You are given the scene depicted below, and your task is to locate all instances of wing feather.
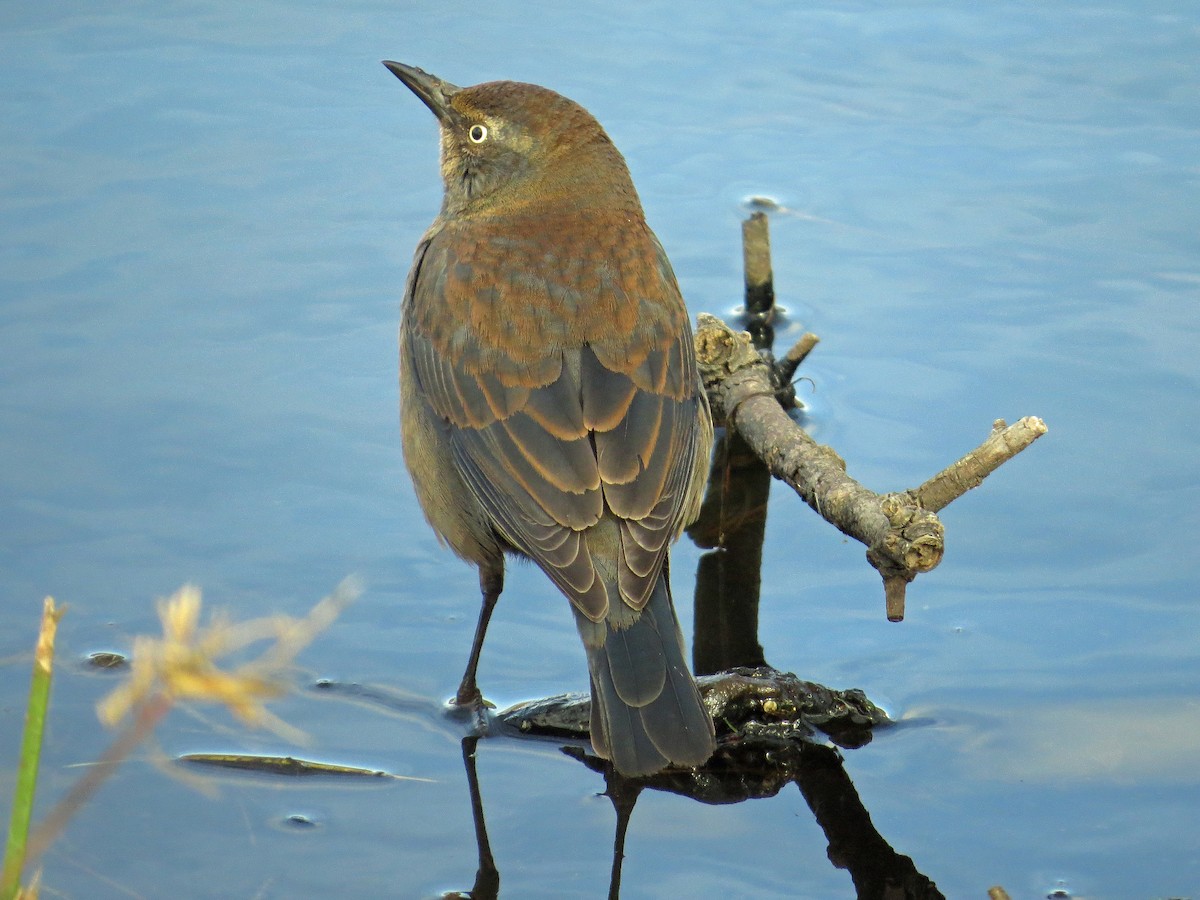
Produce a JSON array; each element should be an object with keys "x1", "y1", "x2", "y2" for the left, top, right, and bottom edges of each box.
[{"x1": 402, "y1": 220, "x2": 707, "y2": 622}]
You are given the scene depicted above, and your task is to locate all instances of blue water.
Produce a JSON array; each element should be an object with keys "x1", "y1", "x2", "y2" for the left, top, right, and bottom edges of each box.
[{"x1": 2, "y1": 2, "x2": 1198, "y2": 897}]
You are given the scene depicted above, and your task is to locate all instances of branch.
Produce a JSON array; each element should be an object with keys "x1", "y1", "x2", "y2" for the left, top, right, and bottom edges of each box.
[
  {"x1": 500, "y1": 666, "x2": 889, "y2": 752},
  {"x1": 694, "y1": 313, "x2": 1046, "y2": 620},
  {"x1": 913, "y1": 417, "x2": 1048, "y2": 513}
]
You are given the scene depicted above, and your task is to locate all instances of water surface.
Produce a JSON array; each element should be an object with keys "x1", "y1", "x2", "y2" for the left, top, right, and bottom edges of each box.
[{"x1": 2, "y1": 2, "x2": 1198, "y2": 897}]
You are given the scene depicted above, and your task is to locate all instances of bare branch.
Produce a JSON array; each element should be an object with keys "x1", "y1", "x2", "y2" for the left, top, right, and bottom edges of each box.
[
  {"x1": 914, "y1": 417, "x2": 1048, "y2": 512},
  {"x1": 694, "y1": 314, "x2": 1046, "y2": 621}
]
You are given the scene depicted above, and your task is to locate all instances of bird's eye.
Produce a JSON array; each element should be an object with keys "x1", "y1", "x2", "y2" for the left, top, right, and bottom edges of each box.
[{"x1": 467, "y1": 124, "x2": 488, "y2": 144}]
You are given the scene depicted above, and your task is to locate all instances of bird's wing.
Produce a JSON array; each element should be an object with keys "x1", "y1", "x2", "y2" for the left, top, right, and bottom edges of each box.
[{"x1": 404, "y1": 222, "x2": 704, "y2": 622}]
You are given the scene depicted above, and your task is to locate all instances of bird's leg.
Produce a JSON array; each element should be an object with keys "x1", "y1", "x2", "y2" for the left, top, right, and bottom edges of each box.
[{"x1": 455, "y1": 558, "x2": 504, "y2": 708}]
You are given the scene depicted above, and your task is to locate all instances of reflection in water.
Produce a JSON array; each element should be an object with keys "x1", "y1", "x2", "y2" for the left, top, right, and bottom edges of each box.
[
  {"x1": 688, "y1": 426, "x2": 772, "y2": 676},
  {"x1": 687, "y1": 211, "x2": 793, "y2": 677},
  {"x1": 793, "y1": 743, "x2": 941, "y2": 898},
  {"x1": 439, "y1": 736, "x2": 500, "y2": 900},
  {"x1": 447, "y1": 732, "x2": 942, "y2": 899}
]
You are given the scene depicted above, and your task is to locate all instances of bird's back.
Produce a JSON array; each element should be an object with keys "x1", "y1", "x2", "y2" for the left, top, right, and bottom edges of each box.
[{"x1": 403, "y1": 205, "x2": 709, "y2": 623}]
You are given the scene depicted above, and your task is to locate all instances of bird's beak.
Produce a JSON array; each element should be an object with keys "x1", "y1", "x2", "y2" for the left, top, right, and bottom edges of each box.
[{"x1": 382, "y1": 61, "x2": 461, "y2": 123}]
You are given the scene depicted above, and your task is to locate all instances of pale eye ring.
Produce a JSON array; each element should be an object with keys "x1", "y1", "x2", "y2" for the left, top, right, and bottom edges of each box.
[{"x1": 467, "y1": 124, "x2": 488, "y2": 144}]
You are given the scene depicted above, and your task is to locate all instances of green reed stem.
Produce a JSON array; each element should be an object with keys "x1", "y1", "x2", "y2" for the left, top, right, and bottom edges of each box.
[{"x1": 2, "y1": 598, "x2": 64, "y2": 900}]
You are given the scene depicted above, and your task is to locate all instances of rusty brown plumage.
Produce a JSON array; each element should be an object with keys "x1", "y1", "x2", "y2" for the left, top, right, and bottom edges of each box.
[{"x1": 385, "y1": 61, "x2": 715, "y2": 776}]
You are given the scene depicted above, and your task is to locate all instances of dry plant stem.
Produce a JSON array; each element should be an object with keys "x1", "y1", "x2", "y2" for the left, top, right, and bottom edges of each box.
[
  {"x1": 694, "y1": 314, "x2": 1046, "y2": 620},
  {"x1": 21, "y1": 693, "x2": 173, "y2": 873}
]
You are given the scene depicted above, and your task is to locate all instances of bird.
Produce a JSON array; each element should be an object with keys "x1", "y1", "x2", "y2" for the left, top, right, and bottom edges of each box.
[{"x1": 383, "y1": 60, "x2": 716, "y2": 777}]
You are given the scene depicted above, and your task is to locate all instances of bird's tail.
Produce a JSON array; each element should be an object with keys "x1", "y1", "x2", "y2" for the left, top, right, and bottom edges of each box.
[{"x1": 575, "y1": 571, "x2": 715, "y2": 777}]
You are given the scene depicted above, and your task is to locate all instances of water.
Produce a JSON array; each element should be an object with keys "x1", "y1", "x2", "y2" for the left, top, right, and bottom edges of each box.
[{"x1": 2, "y1": 2, "x2": 1198, "y2": 897}]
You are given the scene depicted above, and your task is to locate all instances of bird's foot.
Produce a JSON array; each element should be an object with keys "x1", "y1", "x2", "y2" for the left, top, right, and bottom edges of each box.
[{"x1": 449, "y1": 687, "x2": 495, "y2": 735}]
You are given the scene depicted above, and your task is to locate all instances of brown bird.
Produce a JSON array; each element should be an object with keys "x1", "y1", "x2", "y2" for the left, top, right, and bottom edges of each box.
[{"x1": 384, "y1": 61, "x2": 715, "y2": 776}]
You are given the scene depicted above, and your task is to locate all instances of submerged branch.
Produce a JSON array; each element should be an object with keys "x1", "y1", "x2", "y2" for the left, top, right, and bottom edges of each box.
[{"x1": 500, "y1": 666, "x2": 888, "y2": 752}]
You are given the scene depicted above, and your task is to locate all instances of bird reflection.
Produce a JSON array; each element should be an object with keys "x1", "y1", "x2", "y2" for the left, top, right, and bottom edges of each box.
[
  {"x1": 439, "y1": 736, "x2": 499, "y2": 900},
  {"x1": 450, "y1": 731, "x2": 943, "y2": 899}
]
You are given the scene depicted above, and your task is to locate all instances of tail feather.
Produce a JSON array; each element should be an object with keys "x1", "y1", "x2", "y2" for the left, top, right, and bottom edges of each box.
[
  {"x1": 605, "y1": 612, "x2": 668, "y2": 705},
  {"x1": 589, "y1": 664, "x2": 670, "y2": 773},
  {"x1": 576, "y1": 572, "x2": 715, "y2": 776}
]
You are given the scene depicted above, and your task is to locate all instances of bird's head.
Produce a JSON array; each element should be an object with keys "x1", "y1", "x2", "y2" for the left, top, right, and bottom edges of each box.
[{"x1": 384, "y1": 61, "x2": 638, "y2": 218}]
